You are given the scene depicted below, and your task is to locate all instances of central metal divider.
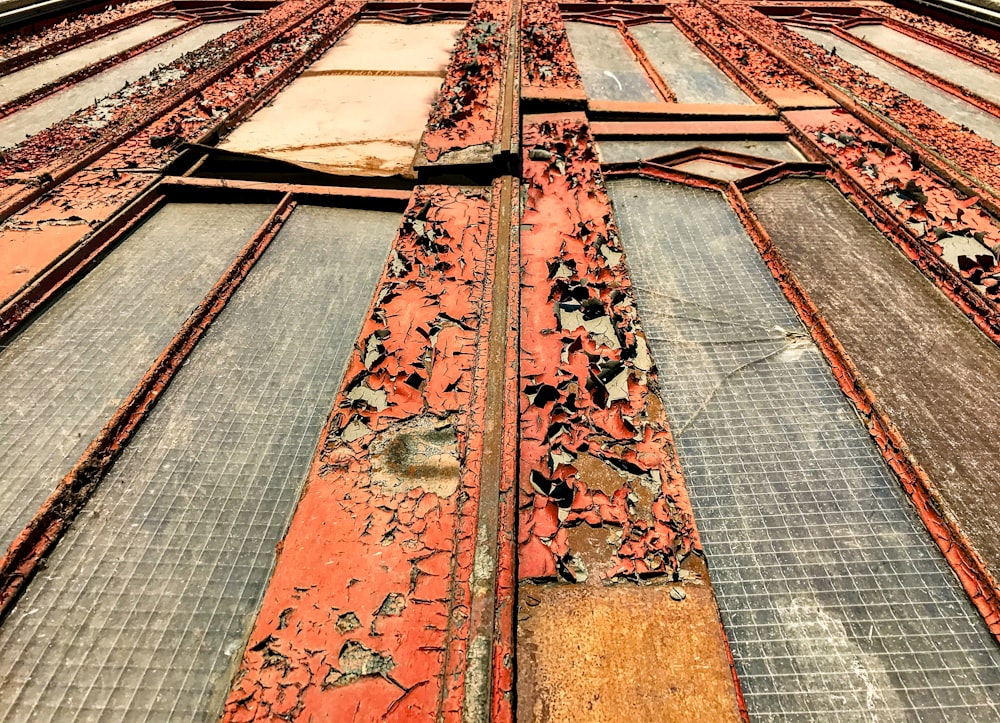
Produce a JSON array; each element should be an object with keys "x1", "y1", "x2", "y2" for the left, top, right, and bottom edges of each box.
[
  {"x1": 606, "y1": 177, "x2": 1000, "y2": 720},
  {"x1": 0, "y1": 204, "x2": 399, "y2": 721}
]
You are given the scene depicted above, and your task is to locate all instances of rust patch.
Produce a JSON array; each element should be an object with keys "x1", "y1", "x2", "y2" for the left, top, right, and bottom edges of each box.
[
  {"x1": 223, "y1": 186, "x2": 496, "y2": 722},
  {"x1": 517, "y1": 583, "x2": 742, "y2": 722},
  {"x1": 714, "y1": 3, "x2": 1000, "y2": 197},
  {"x1": 420, "y1": 0, "x2": 510, "y2": 164},
  {"x1": 519, "y1": 114, "x2": 700, "y2": 584}
]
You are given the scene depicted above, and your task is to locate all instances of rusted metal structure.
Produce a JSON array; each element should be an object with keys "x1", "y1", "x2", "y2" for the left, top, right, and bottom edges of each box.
[{"x1": 1, "y1": 0, "x2": 1000, "y2": 719}]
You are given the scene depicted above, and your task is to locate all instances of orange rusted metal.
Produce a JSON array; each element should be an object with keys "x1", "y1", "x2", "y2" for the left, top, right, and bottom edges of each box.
[{"x1": 223, "y1": 185, "x2": 498, "y2": 721}]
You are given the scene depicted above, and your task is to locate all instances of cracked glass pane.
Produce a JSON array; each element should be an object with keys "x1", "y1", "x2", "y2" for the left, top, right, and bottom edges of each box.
[
  {"x1": 607, "y1": 177, "x2": 1000, "y2": 720},
  {"x1": 0, "y1": 205, "x2": 399, "y2": 721}
]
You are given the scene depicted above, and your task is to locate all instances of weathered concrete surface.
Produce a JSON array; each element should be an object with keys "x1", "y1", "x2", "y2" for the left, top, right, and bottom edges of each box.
[
  {"x1": 748, "y1": 178, "x2": 1000, "y2": 580},
  {"x1": 518, "y1": 582, "x2": 741, "y2": 723}
]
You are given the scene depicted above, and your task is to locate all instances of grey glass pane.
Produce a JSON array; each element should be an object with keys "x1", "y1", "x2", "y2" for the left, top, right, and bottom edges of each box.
[
  {"x1": 0, "y1": 18, "x2": 185, "y2": 105},
  {"x1": 565, "y1": 22, "x2": 661, "y2": 103},
  {"x1": 606, "y1": 177, "x2": 1000, "y2": 721},
  {"x1": 0, "y1": 20, "x2": 243, "y2": 149},
  {"x1": 598, "y1": 138, "x2": 804, "y2": 164},
  {"x1": 848, "y1": 23, "x2": 1000, "y2": 108},
  {"x1": 0, "y1": 205, "x2": 398, "y2": 722},
  {"x1": 631, "y1": 23, "x2": 754, "y2": 104},
  {"x1": 793, "y1": 26, "x2": 1000, "y2": 146},
  {"x1": 0, "y1": 202, "x2": 272, "y2": 553}
]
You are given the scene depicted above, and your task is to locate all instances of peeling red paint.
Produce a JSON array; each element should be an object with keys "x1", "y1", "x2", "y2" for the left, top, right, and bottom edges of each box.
[
  {"x1": 713, "y1": 2, "x2": 1000, "y2": 197},
  {"x1": 0, "y1": 0, "x2": 164, "y2": 66},
  {"x1": 672, "y1": 4, "x2": 830, "y2": 108},
  {"x1": 727, "y1": 183, "x2": 1000, "y2": 640},
  {"x1": 223, "y1": 186, "x2": 496, "y2": 722},
  {"x1": 519, "y1": 113, "x2": 700, "y2": 583},
  {"x1": 420, "y1": 0, "x2": 509, "y2": 164},
  {"x1": 520, "y1": 0, "x2": 585, "y2": 99},
  {"x1": 787, "y1": 108, "x2": 1000, "y2": 318},
  {"x1": 0, "y1": 0, "x2": 345, "y2": 214}
]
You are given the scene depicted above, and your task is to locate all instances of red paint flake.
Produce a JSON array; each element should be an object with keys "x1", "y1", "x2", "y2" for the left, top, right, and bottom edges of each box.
[
  {"x1": 421, "y1": 0, "x2": 508, "y2": 163},
  {"x1": 224, "y1": 186, "x2": 495, "y2": 722},
  {"x1": 875, "y1": 6, "x2": 1000, "y2": 67},
  {"x1": 520, "y1": 0, "x2": 584, "y2": 94},
  {"x1": 672, "y1": 4, "x2": 827, "y2": 106},
  {"x1": 717, "y1": 3, "x2": 1000, "y2": 195},
  {"x1": 519, "y1": 114, "x2": 700, "y2": 583},
  {"x1": 0, "y1": 0, "x2": 336, "y2": 191},
  {"x1": 791, "y1": 108, "x2": 1000, "y2": 299}
]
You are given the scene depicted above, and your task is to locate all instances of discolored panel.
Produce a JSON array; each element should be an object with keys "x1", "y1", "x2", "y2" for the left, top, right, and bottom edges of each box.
[
  {"x1": 792, "y1": 26, "x2": 1000, "y2": 146},
  {"x1": 0, "y1": 18, "x2": 185, "y2": 105},
  {"x1": 607, "y1": 177, "x2": 1000, "y2": 720},
  {"x1": 848, "y1": 23, "x2": 1000, "y2": 108},
  {"x1": 630, "y1": 23, "x2": 754, "y2": 105},
  {"x1": 747, "y1": 177, "x2": 1000, "y2": 582},
  {"x1": 564, "y1": 22, "x2": 661, "y2": 103},
  {"x1": 217, "y1": 21, "x2": 461, "y2": 176},
  {"x1": 0, "y1": 205, "x2": 399, "y2": 721},
  {"x1": 0, "y1": 20, "x2": 244, "y2": 149},
  {"x1": 0, "y1": 202, "x2": 272, "y2": 554}
]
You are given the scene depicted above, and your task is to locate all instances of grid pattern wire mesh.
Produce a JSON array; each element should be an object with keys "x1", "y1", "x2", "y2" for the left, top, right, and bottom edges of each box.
[
  {"x1": 0, "y1": 202, "x2": 272, "y2": 554},
  {"x1": 0, "y1": 204, "x2": 399, "y2": 722},
  {"x1": 606, "y1": 177, "x2": 1000, "y2": 721}
]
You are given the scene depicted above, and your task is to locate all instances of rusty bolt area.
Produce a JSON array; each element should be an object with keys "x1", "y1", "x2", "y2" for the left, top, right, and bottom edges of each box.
[
  {"x1": 519, "y1": 114, "x2": 701, "y2": 585},
  {"x1": 224, "y1": 186, "x2": 495, "y2": 722}
]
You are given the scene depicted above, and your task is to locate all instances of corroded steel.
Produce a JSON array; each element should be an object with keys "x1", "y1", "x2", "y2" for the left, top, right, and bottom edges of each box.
[{"x1": 224, "y1": 186, "x2": 497, "y2": 721}]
